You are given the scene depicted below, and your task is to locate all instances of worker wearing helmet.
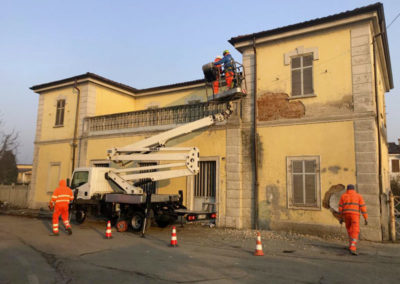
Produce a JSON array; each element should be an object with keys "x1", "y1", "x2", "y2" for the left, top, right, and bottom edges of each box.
[
  {"x1": 213, "y1": 55, "x2": 222, "y2": 94},
  {"x1": 338, "y1": 184, "x2": 368, "y2": 255},
  {"x1": 49, "y1": 179, "x2": 74, "y2": 236},
  {"x1": 214, "y1": 50, "x2": 235, "y2": 89}
]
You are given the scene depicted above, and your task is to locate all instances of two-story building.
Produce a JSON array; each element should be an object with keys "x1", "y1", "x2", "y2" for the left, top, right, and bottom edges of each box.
[{"x1": 29, "y1": 3, "x2": 393, "y2": 241}]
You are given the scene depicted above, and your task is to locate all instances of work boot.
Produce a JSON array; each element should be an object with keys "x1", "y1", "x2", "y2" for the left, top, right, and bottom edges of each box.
[
  {"x1": 349, "y1": 249, "x2": 358, "y2": 256},
  {"x1": 66, "y1": 228, "x2": 72, "y2": 235},
  {"x1": 49, "y1": 233, "x2": 59, "y2": 237}
]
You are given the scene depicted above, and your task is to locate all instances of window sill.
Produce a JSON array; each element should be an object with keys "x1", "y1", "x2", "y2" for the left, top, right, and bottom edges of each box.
[
  {"x1": 53, "y1": 125, "x2": 64, "y2": 128},
  {"x1": 288, "y1": 205, "x2": 321, "y2": 211},
  {"x1": 288, "y1": 94, "x2": 317, "y2": 100}
]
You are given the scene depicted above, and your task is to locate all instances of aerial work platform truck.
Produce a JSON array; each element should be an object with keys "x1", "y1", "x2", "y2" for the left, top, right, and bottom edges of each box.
[{"x1": 70, "y1": 61, "x2": 247, "y2": 236}]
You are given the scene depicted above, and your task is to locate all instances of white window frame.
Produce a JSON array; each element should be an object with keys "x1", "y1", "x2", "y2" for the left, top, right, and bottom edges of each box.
[
  {"x1": 290, "y1": 54, "x2": 314, "y2": 97},
  {"x1": 286, "y1": 156, "x2": 321, "y2": 210},
  {"x1": 55, "y1": 99, "x2": 66, "y2": 127},
  {"x1": 186, "y1": 157, "x2": 219, "y2": 211}
]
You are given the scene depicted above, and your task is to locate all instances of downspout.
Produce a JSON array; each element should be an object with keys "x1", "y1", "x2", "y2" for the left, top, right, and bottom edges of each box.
[
  {"x1": 252, "y1": 35, "x2": 259, "y2": 230},
  {"x1": 72, "y1": 79, "x2": 80, "y2": 174},
  {"x1": 373, "y1": 31, "x2": 386, "y2": 241}
]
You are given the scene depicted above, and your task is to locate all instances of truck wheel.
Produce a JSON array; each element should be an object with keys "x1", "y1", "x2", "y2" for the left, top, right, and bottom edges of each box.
[
  {"x1": 130, "y1": 212, "x2": 151, "y2": 232},
  {"x1": 116, "y1": 220, "x2": 128, "y2": 232},
  {"x1": 155, "y1": 215, "x2": 175, "y2": 228},
  {"x1": 75, "y1": 210, "x2": 86, "y2": 224}
]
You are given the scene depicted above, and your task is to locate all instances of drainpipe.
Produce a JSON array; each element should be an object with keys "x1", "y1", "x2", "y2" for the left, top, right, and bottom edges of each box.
[
  {"x1": 252, "y1": 35, "x2": 259, "y2": 230},
  {"x1": 372, "y1": 34, "x2": 383, "y2": 195},
  {"x1": 72, "y1": 79, "x2": 80, "y2": 173},
  {"x1": 372, "y1": 32, "x2": 384, "y2": 239}
]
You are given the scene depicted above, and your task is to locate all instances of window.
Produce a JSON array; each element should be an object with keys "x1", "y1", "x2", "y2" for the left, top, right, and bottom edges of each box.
[
  {"x1": 47, "y1": 162, "x2": 61, "y2": 193},
  {"x1": 291, "y1": 54, "x2": 313, "y2": 97},
  {"x1": 194, "y1": 161, "x2": 216, "y2": 198},
  {"x1": 55, "y1": 99, "x2": 65, "y2": 126},
  {"x1": 71, "y1": 171, "x2": 89, "y2": 189},
  {"x1": 287, "y1": 156, "x2": 320, "y2": 208},
  {"x1": 392, "y1": 159, "x2": 400, "y2": 173}
]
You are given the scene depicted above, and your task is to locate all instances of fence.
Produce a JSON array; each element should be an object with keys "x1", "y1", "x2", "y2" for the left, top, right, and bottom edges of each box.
[
  {"x1": 394, "y1": 195, "x2": 400, "y2": 240},
  {"x1": 0, "y1": 185, "x2": 30, "y2": 208},
  {"x1": 85, "y1": 101, "x2": 229, "y2": 133}
]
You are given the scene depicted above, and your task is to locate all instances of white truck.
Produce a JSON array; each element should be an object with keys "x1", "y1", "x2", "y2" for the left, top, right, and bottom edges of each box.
[{"x1": 69, "y1": 102, "x2": 234, "y2": 236}]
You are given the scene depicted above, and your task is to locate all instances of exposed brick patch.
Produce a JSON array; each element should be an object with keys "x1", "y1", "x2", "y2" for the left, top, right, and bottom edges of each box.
[{"x1": 257, "y1": 93, "x2": 305, "y2": 121}]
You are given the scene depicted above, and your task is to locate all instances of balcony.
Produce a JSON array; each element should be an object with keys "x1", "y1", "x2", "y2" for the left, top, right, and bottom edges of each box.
[{"x1": 84, "y1": 101, "x2": 231, "y2": 135}]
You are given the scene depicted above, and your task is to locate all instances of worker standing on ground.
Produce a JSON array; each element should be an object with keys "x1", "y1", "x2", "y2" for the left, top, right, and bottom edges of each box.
[
  {"x1": 214, "y1": 50, "x2": 235, "y2": 89},
  {"x1": 338, "y1": 184, "x2": 368, "y2": 255},
  {"x1": 213, "y1": 55, "x2": 222, "y2": 94},
  {"x1": 49, "y1": 179, "x2": 74, "y2": 236}
]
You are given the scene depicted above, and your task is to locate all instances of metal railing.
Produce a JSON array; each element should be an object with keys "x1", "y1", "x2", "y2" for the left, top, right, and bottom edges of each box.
[
  {"x1": 85, "y1": 101, "x2": 229, "y2": 133},
  {"x1": 395, "y1": 195, "x2": 400, "y2": 239}
]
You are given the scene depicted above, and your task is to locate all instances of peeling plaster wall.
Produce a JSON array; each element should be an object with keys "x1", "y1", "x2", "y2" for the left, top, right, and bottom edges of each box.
[{"x1": 257, "y1": 121, "x2": 357, "y2": 230}]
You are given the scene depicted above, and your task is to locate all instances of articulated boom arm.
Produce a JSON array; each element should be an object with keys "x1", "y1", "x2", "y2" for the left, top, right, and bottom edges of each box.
[{"x1": 105, "y1": 103, "x2": 232, "y2": 194}]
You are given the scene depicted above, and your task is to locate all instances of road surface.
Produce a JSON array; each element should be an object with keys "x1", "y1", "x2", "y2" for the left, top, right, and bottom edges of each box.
[{"x1": 0, "y1": 215, "x2": 399, "y2": 283}]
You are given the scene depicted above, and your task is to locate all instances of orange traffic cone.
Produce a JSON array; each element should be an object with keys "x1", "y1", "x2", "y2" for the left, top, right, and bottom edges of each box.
[
  {"x1": 105, "y1": 221, "x2": 112, "y2": 239},
  {"x1": 169, "y1": 226, "x2": 178, "y2": 247},
  {"x1": 254, "y1": 231, "x2": 264, "y2": 256}
]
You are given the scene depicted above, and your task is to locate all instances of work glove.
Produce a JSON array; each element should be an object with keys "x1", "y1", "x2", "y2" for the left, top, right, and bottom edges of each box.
[
  {"x1": 48, "y1": 204, "x2": 54, "y2": 211},
  {"x1": 364, "y1": 219, "x2": 368, "y2": 226},
  {"x1": 339, "y1": 219, "x2": 343, "y2": 225}
]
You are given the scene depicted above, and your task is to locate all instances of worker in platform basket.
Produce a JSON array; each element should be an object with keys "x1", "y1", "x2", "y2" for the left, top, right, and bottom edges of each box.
[
  {"x1": 338, "y1": 184, "x2": 368, "y2": 255},
  {"x1": 214, "y1": 50, "x2": 235, "y2": 89},
  {"x1": 48, "y1": 179, "x2": 74, "y2": 236},
  {"x1": 213, "y1": 55, "x2": 222, "y2": 94}
]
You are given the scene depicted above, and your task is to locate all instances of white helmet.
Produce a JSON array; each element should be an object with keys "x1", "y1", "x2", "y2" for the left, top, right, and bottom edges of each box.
[{"x1": 216, "y1": 55, "x2": 222, "y2": 59}]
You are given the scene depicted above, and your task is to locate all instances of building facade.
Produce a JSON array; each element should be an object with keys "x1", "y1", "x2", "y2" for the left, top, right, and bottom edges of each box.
[{"x1": 29, "y1": 3, "x2": 393, "y2": 241}]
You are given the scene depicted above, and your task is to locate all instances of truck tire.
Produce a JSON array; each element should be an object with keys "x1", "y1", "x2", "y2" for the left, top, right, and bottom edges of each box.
[
  {"x1": 130, "y1": 212, "x2": 150, "y2": 232},
  {"x1": 75, "y1": 210, "x2": 86, "y2": 224},
  {"x1": 155, "y1": 214, "x2": 176, "y2": 228}
]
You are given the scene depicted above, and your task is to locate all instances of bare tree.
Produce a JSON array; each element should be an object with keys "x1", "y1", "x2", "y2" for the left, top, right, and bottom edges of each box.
[{"x1": 0, "y1": 116, "x2": 19, "y2": 185}]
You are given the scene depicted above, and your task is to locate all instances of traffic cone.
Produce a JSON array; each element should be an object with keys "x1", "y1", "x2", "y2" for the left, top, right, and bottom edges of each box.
[
  {"x1": 169, "y1": 226, "x2": 178, "y2": 247},
  {"x1": 105, "y1": 221, "x2": 112, "y2": 239},
  {"x1": 254, "y1": 231, "x2": 264, "y2": 256}
]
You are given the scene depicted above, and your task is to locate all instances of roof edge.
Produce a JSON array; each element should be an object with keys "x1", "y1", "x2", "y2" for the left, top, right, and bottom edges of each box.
[{"x1": 30, "y1": 72, "x2": 138, "y2": 93}]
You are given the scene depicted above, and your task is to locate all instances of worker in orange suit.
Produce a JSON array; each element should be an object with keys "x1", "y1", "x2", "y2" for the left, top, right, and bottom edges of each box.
[
  {"x1": 338, "y1": 184, "x2": 368, "y2": 255},
  {"x1": 48, "y1": 179, "x2": 74, "y2": 236},
  {"x1": 214, "y1": 50, "x2": 235, "y2": 89},
  {"x1": 213, "y1": 55, "x2": 222, "y2": 94}
]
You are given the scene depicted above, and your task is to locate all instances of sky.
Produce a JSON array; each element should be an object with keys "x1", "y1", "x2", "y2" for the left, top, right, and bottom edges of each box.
[{"x1": 0, "y1": 0, "x2": 399, "y2": 163}]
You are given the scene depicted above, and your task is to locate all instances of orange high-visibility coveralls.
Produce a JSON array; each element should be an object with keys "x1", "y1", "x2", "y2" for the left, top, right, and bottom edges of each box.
[
  {"x1": 225, "y1": 70, "x2": 234, "y2": 89},
  {"x1": 49, "y1": 180, "x2": 74, "y2": 234},
  {"x1": 213, "y1": 57, "x2": 222, "y2": 94},
  {"x1": 338, "y1": 187, "x2": 368, "y2": 253}
]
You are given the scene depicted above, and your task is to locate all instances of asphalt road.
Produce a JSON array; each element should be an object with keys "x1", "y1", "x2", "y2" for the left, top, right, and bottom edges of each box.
[{"x1": 0, "y1": 215, "x2": 399, "y2": 284}]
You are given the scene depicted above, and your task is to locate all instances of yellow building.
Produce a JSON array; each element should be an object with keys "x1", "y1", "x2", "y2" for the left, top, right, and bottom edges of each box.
[{"x1": 30, "y1": 3, "x2": 393, "y2": 241}]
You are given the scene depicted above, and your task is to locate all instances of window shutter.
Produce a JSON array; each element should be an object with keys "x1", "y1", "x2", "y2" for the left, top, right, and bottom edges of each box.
[
  {"x1": 293, "y1": 175, "x2": 304, "y2": 204},
  {"x1": 305, "y1": 175, "x2": 316, "y2": 204},
  {"x1": 392, "y1": 159, "x2": 400, "y2": 173},
  {"x1": 292, "y1": 69, "x2": 301, "y2": 97},
  {"x1": 303, "y1": 67, "x2": 313, "y2": 94}
]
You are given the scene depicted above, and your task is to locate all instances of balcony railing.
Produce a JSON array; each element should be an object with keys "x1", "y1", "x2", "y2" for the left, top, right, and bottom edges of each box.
[{"x1": 84, "y1": 101, "x2": 230, "y2": 133}]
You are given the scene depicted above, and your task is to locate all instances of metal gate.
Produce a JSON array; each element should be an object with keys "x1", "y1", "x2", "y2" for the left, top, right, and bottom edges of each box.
[
  {"x1": 394, "y1": 195, "x2": 400, "y2": 239},
  {"x1": 193, "y1": 161, "x2": 216, "y2": 212}
]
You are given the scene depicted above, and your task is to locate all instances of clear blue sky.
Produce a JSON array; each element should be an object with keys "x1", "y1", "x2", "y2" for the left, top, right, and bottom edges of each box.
[{"x1": 1, "y1": 0, "x2": 399, "y2": 163}]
